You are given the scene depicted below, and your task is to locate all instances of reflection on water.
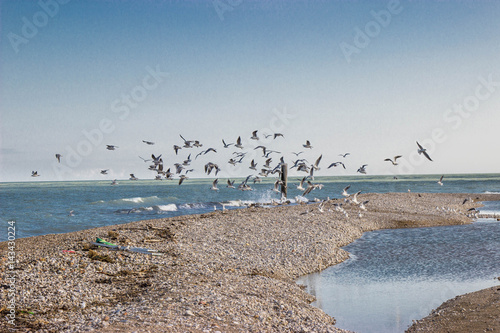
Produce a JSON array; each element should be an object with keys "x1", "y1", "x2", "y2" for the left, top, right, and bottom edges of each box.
[{"x1": 297, "y1": 219, "x2": 500, "y2": 333}]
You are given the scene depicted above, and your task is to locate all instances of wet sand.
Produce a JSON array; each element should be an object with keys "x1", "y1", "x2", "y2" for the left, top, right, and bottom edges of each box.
[{"x1": 1, "y1": 192, "x2": 499, "y2": 332}]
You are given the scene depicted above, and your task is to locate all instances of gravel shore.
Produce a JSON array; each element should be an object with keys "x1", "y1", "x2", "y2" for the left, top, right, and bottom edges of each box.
[{"x1": 2, "y1": 192, "x2": 499, "y2": 332}]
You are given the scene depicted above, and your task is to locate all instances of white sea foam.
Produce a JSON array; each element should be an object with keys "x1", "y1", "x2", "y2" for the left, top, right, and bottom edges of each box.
[{"x1": 153, "y1": 204, "x2": 178, "y2": 212}]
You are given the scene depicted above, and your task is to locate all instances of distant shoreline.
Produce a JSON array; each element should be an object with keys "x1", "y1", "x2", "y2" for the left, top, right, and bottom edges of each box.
[
  {"x1": 1, "y1": 192, "x2": 500, "y2": 332},
  {"x1": 2, "y1": 172, "x2": 500, "y2": 184}
]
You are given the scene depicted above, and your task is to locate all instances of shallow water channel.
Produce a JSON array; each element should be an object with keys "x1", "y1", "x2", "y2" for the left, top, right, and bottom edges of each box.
[{"x1": 297, "y1": 218, "x2": 500, "y2": 333}]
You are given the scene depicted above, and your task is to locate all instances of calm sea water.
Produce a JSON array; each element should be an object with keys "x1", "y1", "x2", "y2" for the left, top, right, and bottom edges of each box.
[
  {"x1": 1, "y1": 173, "x2": 500, "y2": 241},
  {"x1": 297, "y1": 219, "x2": 500, "y2": 333}
]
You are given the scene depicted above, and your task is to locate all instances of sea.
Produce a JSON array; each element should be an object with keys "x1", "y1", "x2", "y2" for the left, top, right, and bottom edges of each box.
[
  {"x1": 1, "y1": 173, "x2": 500, "y2": 242},
  {"x1": 1, "y1": 173, "x2": 500, "y2": 332}
]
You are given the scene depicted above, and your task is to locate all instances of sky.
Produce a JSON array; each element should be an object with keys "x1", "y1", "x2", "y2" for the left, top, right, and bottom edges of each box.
[{"x1": 1, "y1": 0, "x2": 499, "y2": 182}]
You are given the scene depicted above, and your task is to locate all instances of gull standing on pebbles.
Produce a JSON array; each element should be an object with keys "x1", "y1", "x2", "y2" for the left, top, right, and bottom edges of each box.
[{"x1": 416, "y1": 141, "x2": 433, "y2": 161}]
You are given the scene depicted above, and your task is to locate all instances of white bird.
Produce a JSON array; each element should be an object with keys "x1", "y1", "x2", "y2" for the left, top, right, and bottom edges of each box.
[
  {"x1": 296, "y1": 177, "x2": 307, "y2": 191},
  {"x1": 357, "y1": 164, "x2": 368, "y2": 174},
  {"x1": 180, "y1": 134, "x2": 194, "y2": 148},
  {"x1": 211, "y1": 178, "x2": 219, "y2": 191},
  {"x1": 227, "y1": 179, "x2": 235, "y2": 188},
  {"x1": 437, "y1": 175, "x2": 444, "y2": 186},
  {"x1": 384, "y1": 155, "x2": 402, "y2": 165},
  {"x1": 249, "y1": 159, "x2": 258, "y2": 170},
  {"x1": 352, "y1": 191, "x2": 362, "y2": 204},
  {"x1": 312, "y1": 154, "x2": 322, "y2": 171},
  {"x1": 339, "y1": 153, "x2": 350, "y2": 158},
  {"x1": 328, "y1": 161, "x2": 345, "y2": 169},
  {"x1": 250, "y1": 130, "x2": 259, "y2": 140},
  {"x1": 222, "y1": 139, "x2": 233, "y2": 148},
  {"x1": 342, "y1": 185, "x2": 351, "y2": 197},
  {"x1": 129, "y1": 174, "x2": 138, "y2": 180},
  {"x1": 416, "y1": 141, "x2": 433, "y2": 161},
  {"x1": 31, "y1": 171, "x2": 40, "y2": 177},
  {"x1": 303, "y1": 140, "x2": 313, "y2": 149},
  {"x1": 273, "y1": 180, "x2": 282, "y2": 193},
  {"x1": 235, "y1": 136, "x2": 243, "y2": 149},
  {"x1": 138, "y1": 156, "x2": 151, "y2": 163},
  {"x1": 359, "y1": 200, "x2": 369, "y2": 211},
  {"x1": 178, "y1": 175, "x2": 188, "y2": 185},
  {"x1": 273, "y1": 133, "x2": 284, "y2": 139},
  {"x1": 111, "y1": 179, "x2": 117, "y2": 185}
]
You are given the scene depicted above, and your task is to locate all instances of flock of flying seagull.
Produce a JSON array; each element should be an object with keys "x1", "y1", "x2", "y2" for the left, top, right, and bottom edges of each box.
[{"x1": 32, "y1": 130, "x2": 442, "y2": 201}]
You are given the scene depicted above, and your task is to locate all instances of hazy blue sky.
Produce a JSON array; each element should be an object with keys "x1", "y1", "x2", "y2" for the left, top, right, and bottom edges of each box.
[{"x1": 1, "y1": 0, "x2": 499, "y2": 182}]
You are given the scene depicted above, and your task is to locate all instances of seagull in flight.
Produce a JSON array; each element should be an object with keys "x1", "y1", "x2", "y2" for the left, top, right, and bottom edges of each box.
[
  {"x1": 384, "y1": 155, "x2": 402, "y2": 166},
  {"x1": 222, "y1": 139, "x2": 233, "y2": 148},
  {"x1": 339, "y1": 153, "x2": 350, "y2": 158},
  {"x1": 328, "y1": 162, "x2": 346, "y2": 169},
  {"x1": 31, "y1": 171, "x2": 40, "y2": 177},
  {"x1": 249, "y1": 159, "x2": 258, "y2": 170},
  {"x1": 55, "y1": 154, "x2": 62, "y2": 163},
  {"x1": 142, "y1": 140, "x2": 155, "y2": 145},
  {"x1": 291, "y1": 151, "x2": 304, "y2": 156},
  {"x1": 303, "y1": 140, "x2": 313, "y2": 149},
  {"x1": 178, "y1": 175, "x2": 188, "y2": 185},
  {"x1": 250, "y1": 130, "x2": 259, "y2": 140},
  {"x1": 106, "y1": 145, "x2": 118, "y2": 150},
  {"x1": 342, "y1": 185, "x2": 351, "y2": 197},
  {"x1": 312, "y1": 154, "x2": 322, "y2": 171},
  {"x1": 210, "y1": 178, "x2": 219, "y2": 191},
  {"x1": 416, "y1": 141, "x2": 433, "y2": 161},
  {"x1": 296, "y1": 177, "x2": 307, "y2": 191},
  {"x1": 274, "y1": 133, "x2": 284, "y2": 139},
  {"x1": 437, "y1": 175, "x2": 444, "y2": 186},
  {"x1": 100, "y1": 169, "x2": 109, "y2": 175},
  {"x1": 235, "y1": 136, "x2": 243, "y2": 149},
  {"x1": 138, "y1": 156, "x2": 151, "y2": 163},
  {"x1": 129, "y1": 174, "x2": 138, "y2": 180},
  {"x1": 357, "y1": 164, "x2": 368, "y2": 174},
  {"x1": 226, "y1": 179, "x2": 235, "y2": 188}
]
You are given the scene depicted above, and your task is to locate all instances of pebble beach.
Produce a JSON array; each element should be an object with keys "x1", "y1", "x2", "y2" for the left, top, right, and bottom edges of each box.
[{"x1": 2, "y1": 192, "x2": 500, "y2": 332}]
